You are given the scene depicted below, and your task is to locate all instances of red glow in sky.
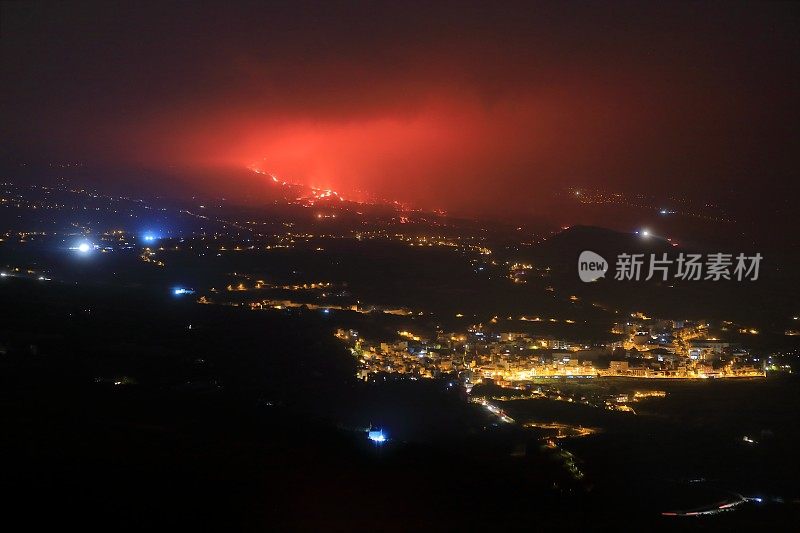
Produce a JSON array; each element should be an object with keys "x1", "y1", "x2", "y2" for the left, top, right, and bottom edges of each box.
[
  {"x1": 132, "y1": 83, "x2": 668, "y2": 213},
  {"x1": 2, "y1": 2, "x2": 798, "y2": 216}
]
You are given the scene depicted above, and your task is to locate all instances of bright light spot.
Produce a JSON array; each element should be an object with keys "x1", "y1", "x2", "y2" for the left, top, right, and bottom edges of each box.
[
  {"x1": 368, "y1": 429, "x2": 386, "y2": 443},
  {"x1": 77, "y1": 242, "x2": 92, "y2": 253},
  {"x1": 142, "y1": 234, "x2": 156, "y2": 243},
  {"x1": 173, "y1": 287, "x2": 195, "y2": 295},
  {"x1": 641, "y1": 229, "x2": 650, "y2": 237}
]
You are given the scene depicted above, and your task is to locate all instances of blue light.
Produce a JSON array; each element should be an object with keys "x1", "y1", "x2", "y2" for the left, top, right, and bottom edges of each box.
[
  {"x1": 368, "y1": 429, "x2": 386, "y2": 443},
  {"x1": 173, "y1": 287, "x2": 195, "y2": 295},
  {"x1": 143, "y1": 234, "x2": 156, "y2": 243},
  {"x1": 70, "y1": 241, "x2": 94, "y2": 254}
]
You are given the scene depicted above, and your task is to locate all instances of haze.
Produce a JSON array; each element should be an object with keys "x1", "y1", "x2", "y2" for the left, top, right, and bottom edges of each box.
[{"x1": 2, "y1": 1, "x2": 798, "y2": 216}]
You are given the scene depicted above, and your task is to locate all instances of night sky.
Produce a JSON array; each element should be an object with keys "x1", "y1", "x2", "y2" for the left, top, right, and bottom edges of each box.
[{"x1": 2, "y1": 1, "x2": 798, "y2": 215}]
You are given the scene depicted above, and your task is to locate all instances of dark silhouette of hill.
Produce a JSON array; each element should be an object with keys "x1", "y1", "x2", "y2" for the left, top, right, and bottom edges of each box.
[
  {"x1": 518, "y1": 226, "x2": 798, "y2": 332},
  {"x1": 533, "y1": 225, "x2": 675, "y2": 270}
]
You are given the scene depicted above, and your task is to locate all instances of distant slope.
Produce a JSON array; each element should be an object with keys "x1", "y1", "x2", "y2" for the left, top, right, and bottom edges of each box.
[{"x1": 533, "y1": 225, "x2": 675, "y2": 270}]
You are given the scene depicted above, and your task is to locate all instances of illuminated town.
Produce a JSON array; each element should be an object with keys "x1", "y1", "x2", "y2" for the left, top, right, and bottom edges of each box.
[
  {"x1": 336, "y1": 317, "x2": 767, "y2": 384},
  {"x1": 2, "y1": 1, "x2": 800, "y2": 529}
]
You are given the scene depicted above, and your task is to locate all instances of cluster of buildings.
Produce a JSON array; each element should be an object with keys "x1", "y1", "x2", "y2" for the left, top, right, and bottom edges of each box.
[
  {"x1": 337, "y1": 327, "x2": 601, "y2": 384},
  {"x1": 336, "y1": 317, "x2": 767, "y2": 384},
  {"x1": 606, "y1": 318, "x2": 764, "y2": 378}
]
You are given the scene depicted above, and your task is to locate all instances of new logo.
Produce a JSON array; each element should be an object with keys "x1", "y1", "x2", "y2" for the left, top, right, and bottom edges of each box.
[{"x1": 578, "y1": 250, "x2": 608, "y2": 282}]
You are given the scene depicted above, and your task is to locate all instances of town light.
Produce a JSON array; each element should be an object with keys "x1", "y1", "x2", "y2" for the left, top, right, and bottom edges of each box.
[{"x1": 368, "y1": 429, "x2": 386, "y2": 443}]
